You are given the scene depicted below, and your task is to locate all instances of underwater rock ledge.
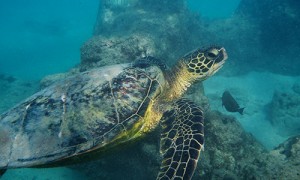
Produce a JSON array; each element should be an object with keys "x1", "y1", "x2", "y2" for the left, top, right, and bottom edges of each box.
[
  {"x1": 196, "y1": 111, "x2": 300, "y2": 179},
  {"x1": 269, "y1": 90, "x2": 300, "y2": 137},
  {"x1": 70, "y1": 110, "x2": 300, "y2": 179}
]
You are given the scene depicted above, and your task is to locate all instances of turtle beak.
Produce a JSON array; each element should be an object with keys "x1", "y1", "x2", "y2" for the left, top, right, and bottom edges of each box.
[
  {"x1": 220, "y1": 47, "x2": 228, "y2": 61},
  {"x1": 208, "y1": 48, "x2": 227, "y2": 75},
  {"x1": 216, "y1": 48, "x2": 227, "y2": 69}
]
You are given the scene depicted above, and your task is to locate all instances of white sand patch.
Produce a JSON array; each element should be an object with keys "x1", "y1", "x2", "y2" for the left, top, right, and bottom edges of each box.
[{"x1": 204, "y1": 71, "x2": 300, "y2": 149}]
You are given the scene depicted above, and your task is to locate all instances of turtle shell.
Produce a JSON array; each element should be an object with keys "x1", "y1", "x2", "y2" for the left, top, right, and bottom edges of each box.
[{"x1": 0, "y1": 63, "x2": 165, "y2": 168}]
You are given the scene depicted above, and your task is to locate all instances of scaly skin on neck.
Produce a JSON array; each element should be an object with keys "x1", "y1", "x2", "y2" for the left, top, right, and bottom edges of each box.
[
  {"x1": 162, "y1": 61, "x2": 199, "y2": 102},
  {"x1": 131, "y1": 61, "x2": 198, "y2": 138}
]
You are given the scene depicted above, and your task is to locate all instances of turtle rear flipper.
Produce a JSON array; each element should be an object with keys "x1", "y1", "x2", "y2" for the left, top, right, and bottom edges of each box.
[{"x1": 157, "y1": 99, "x2": 204, "y2": 180}]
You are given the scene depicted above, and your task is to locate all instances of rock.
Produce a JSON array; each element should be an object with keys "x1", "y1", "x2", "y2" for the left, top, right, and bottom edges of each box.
[
  {"x1": 269, "y1": 135, "x2": 300, "y2": 179},
  {"x1": 40, "y1": 73, "x2": 69, "y2": 89},
  {"x1": 269, "y1": 91, "x2": 300, "y2": 136},
  {"x1": 235, "y1": 0, "x2": 300, "y2": 75},
  {"x1": 185, "y1": 82, "x2": 210, "y2": 112},
  {"x1": 71, "y1": 109, "x2": 300, "y2": 179},
  {"x1": 89, "y1": 0, "x2": 208, "y2": 70},
  {"x1": 100, "y1": 0, "x2": 297, "y2": 77},
  {"x1": 272, "y1": 135, "x2": 300, "y2": 162},
  {"x1": 71, "y1": 131, "x2": 160, "y2": 180},
  {"x1": 195, "y1": 111, "x2": 272, "y2": 179},
  {"x1": 194, "y1": 111, "x2": 300, "y2": 179},
  {"x1": 95, "y1": 0, "x2": 188, "y2": 36},
  {"x1": 80, "y1": 35, "x2": 156, "y2": 71},
  {"x1": 204, "y1": 15, "x2": 262, "y2": 76},
  {"x1": 39, "y1": 68, "x2": 79, "y2": 89},
  {"x1": 236, "y1": 0, "x2": 300, "y2": 50}
]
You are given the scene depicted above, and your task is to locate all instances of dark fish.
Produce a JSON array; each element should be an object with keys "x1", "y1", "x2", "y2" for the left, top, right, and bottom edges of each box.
[{"x1": 222, "y1": 90, "x2": 245, "y2": 115}]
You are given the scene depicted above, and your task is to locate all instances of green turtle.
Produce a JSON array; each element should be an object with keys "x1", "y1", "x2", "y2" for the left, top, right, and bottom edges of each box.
[{"x1": 0, "y1": 46, "x2": 227, "y2": 179}]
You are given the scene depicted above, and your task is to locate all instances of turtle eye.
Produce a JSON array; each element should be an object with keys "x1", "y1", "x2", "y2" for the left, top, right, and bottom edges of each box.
[{"x1": 207, "y1": 52, "x2": 217, "y2": 58}]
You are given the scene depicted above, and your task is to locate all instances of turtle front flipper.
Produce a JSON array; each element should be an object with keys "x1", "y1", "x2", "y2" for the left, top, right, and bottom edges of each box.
[{"x1": 157, "y1": 99, "x2": 204, "y2": 180}]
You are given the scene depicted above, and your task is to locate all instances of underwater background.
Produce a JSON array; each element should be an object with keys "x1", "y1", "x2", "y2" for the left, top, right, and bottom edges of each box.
[{"x1": 1, "y1": 0, "x2": 300, "y2": 179}]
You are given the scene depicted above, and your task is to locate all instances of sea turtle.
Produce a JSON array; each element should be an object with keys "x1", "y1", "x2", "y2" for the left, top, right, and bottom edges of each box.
[{"x1": 0, "y1": 46, "x2": 227, "y2": 179}]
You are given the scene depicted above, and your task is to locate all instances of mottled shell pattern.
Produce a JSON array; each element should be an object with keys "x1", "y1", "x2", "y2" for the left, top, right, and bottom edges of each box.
[{"x1": 0, "y1": 63, "x2": 165, "y2": 168}]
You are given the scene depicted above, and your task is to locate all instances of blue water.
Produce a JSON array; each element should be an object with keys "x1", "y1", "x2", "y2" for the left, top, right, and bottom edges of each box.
[
  {"x1": 0, "y1": 0, "x2": 239, "y2": 80},
  {"x1": 0, "y1": 0, "x2": 99, "y2": 80},
  {"x1": 188, "y1": 0, "x2": 240, "y2": 18}
]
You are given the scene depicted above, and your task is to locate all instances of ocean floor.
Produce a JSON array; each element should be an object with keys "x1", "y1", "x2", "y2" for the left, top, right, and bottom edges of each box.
[
  {"x1": 1, "y1": 70, "x2": 300, "y2": 179},
  {"x1": 204, "y1": 70, "x2": 299, "y2": 149}
]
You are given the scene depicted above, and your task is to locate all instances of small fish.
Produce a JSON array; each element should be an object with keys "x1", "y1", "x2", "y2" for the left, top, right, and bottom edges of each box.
[{"x1": 222, "y1": 90, "x2": 245, "y2": 115}]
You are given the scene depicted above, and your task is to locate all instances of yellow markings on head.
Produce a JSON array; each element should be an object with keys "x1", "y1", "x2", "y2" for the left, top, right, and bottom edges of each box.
[
  {"x1": 185, "y1": 47, "x2": 227, "y2": 81},
  {"x1": 197, "y1": 53, "x2": 204, "y2": 59},
  {"x1": 187, "y1": 52, "x2": 212, "y2": 76},
  {"x1": 163, "y1": 46, "x2": 227, "y2": 102}
]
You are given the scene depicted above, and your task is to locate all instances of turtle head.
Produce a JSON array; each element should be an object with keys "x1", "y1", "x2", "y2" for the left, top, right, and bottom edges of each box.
[
  {"x1": 181, "y1": 46, "x2": 228, "y2": 81},
  {"x1": 164, "y1": 46, "x2": 227, "y2": 101}
]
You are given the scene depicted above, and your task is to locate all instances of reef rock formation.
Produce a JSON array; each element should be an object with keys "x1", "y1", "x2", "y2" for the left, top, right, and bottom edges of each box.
[
  {"x1": 235, "y1": 0, "x2": 300, "y2": 75},
  {"x1": 71, "y1": 109, "x2": 300, "y2": 179},
  {"x1": 80, "y1": 35, "x2": 156, "y2": 71},
  {"x1": 269, "y1": 91, "x2": 300, "y2": 136},
  {"x1": 196, "y1": 111, "x2": 271, "y2": 179},
  {"x1": 269, "y1": 135, "x2": 300, "y2": 179},
  {"x1": 88, "y1": 0, "x2": 208, "y2": 70},
  {"x1": 196, "y1": 112, "x2": 299, "y2": 179}
]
